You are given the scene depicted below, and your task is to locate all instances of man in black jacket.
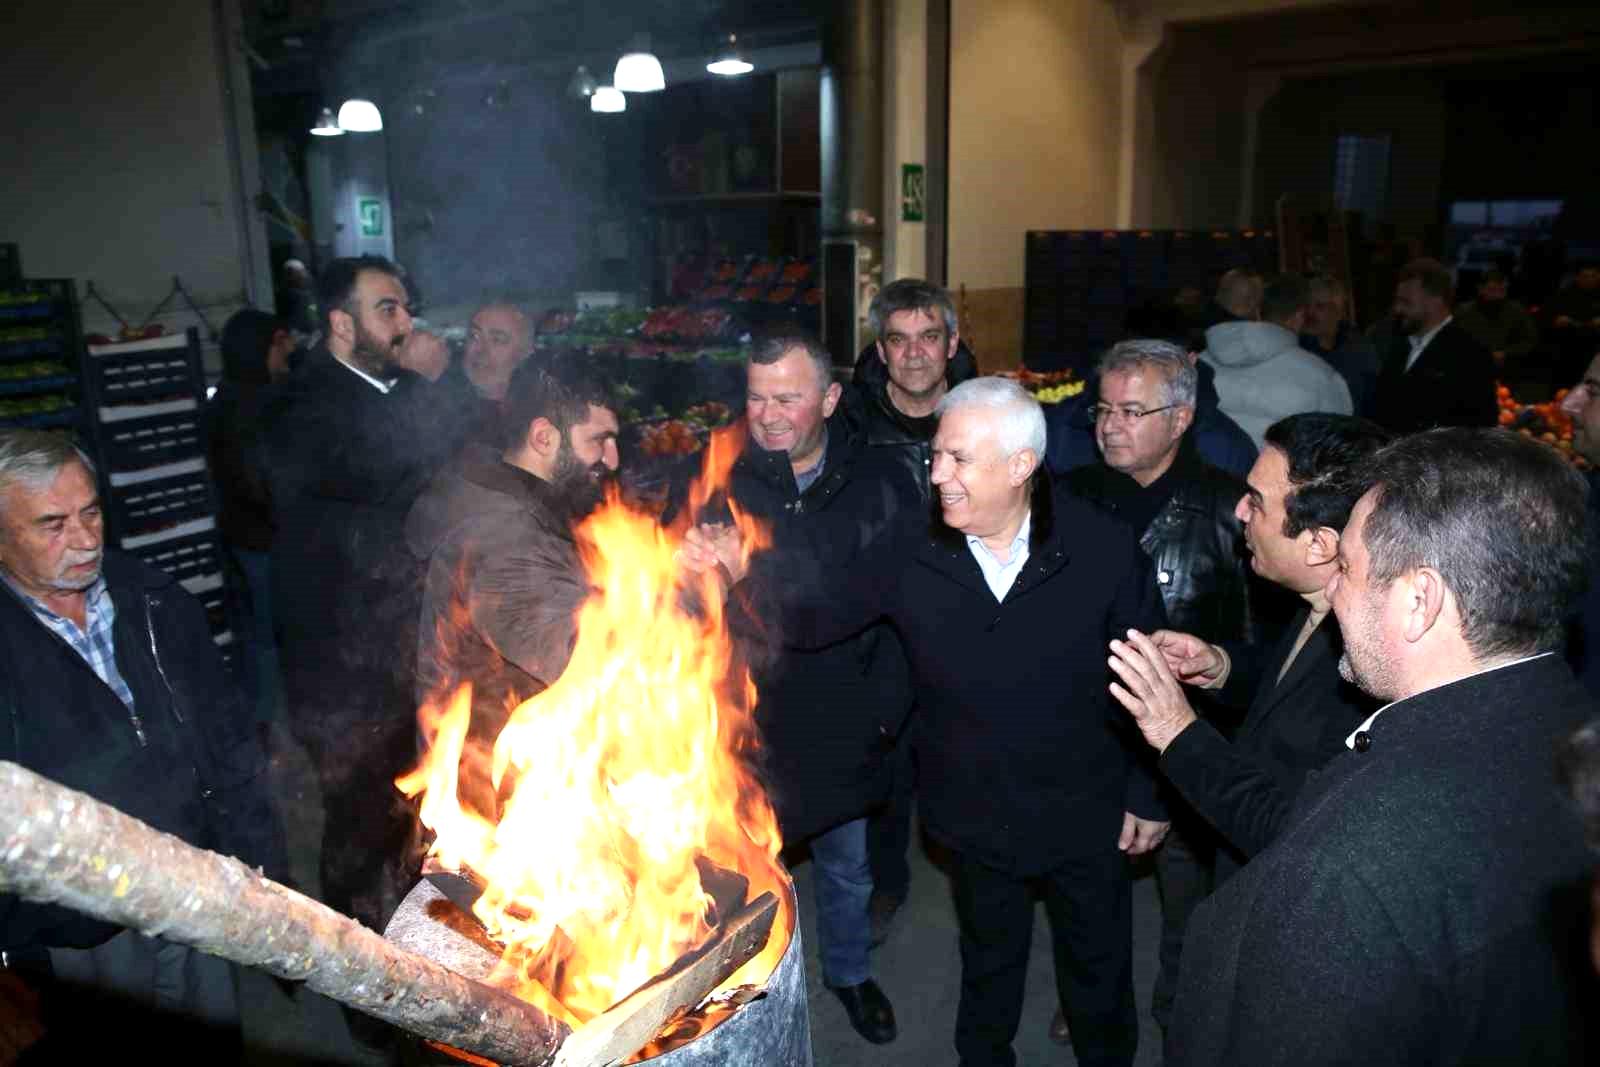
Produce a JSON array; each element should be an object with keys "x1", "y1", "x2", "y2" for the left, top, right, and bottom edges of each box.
[
  {"x1": 1373, "y1": 258, "x2": 1498, "y2": 433},
  {"x1": 845, "y1": 277, "x2": 976, "y2": 943},
  {"x1": 1105, "y1": 414, "x2": 1388, "y2": 885},
  {"x1": 1063, "y1": 338, "x2": 1254, "y2": 1038},
  {"x1": 1155, "y1": 428, "x2": 1598, "y2": 1066},
  {"x1": 262, "y1": 256, "x2": 469, "y2": 940},
  {"x1": 696, "y1": 377, "x2": 1170, "y2": 1067},
  {"x1": 684, "y1": 331, "x2": 917, "y2": 1045},
  {"x1": 0, "y1": 430, "x2": 285, "y2": 1058}
]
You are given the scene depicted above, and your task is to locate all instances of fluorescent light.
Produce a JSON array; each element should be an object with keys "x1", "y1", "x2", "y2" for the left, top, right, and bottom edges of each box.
[
  {"x1": 310, "y1": 107, "x2": 344, "y2": 136},
  {"x1": 591, "y1": 86, "x2": 626, "y2": 113},
  {"x1": 707, "y1": 34, "x2": 753, "y2": 76},
  {"x1": 568, "y1": 64, "x2": 598, "y2": 99},
  {"x1": 337, "y1": 98, "x2": 383, "y2": 132},
  {"x1": 614, "y1": 51, "x2": 665, "y2": 93}
]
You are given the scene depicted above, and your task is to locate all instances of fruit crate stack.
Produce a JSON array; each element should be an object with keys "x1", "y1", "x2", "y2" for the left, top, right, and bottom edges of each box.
[
  {"x1": 0, "y1": 279, "x2": 85, "y2": 433},
  {"x1": 78, "y1": 329, "x2": 237, "y2": 673}
]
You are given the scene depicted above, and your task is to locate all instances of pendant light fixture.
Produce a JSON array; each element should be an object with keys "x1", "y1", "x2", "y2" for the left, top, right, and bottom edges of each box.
[
  {"x1": 614, "y1": 36, "x2": 665, "y2": 93},
  {"x1": 706, "y1": 34, "x2": 753, "y2": 77},
  {"x1": 591, "y1": 85, "x2": 626, "y2": 113},
  {"x1": 310, "y1": 107, "x2": 345, "y2": 136},
  {"x1": 567, "y1": 64, "x2": 599, "y2": 99},
  {"x1": 337, "y1": 98, "x2": 383, "y2": 132}
]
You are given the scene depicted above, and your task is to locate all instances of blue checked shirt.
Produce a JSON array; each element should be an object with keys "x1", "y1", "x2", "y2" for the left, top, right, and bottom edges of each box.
[{"x1": 6, "y1": 575, "x2": 139, "y2": 716}]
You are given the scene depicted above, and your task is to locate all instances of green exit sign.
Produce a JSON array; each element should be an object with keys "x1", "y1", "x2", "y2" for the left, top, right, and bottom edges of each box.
[
  {"x1": 901, "y1": 163, "x2": 925, "y2": 223},
  {"x1": 358, "y1": 198, "x2": 384, "y2": 237}
]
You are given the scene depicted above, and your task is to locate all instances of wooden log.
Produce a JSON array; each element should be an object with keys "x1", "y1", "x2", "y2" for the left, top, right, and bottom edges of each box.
[
  {"x1": 551, "y1": 891, "x2": 778, "y2": 1067},
  {"x1": 0, "y1": 761, "x2": 568, "y2": 1066}
]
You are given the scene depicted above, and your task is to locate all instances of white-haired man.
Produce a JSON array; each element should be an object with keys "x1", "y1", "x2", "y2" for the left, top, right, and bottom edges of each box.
[{"x1": 693, "y1": 377, "x2": 1170, "y2": 1067}]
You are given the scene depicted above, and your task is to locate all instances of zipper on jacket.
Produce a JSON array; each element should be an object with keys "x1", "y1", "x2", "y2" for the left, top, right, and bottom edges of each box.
[{"x1": 145, "y1": 595, "x2": 184, "y2": 724}]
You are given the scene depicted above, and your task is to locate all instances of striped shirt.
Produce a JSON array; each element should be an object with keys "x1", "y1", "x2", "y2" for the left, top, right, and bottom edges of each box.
[{"x1": 5, "y1": 575, "x2": 138, "y2": 714}]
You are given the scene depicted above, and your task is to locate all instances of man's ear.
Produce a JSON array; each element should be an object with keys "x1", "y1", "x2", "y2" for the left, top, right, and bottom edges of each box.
[
  {"x1": 1400, "y1": 567, "x2": 1448, "y2": 644},
  {"x1": 328, "y1": 306, "x2": 355, "y2": 344},
  {"x1": 822, "y1": 381, "x2": 843, "y2": 419},
  {"x1": 1305, "y1": 526, "x2": 1339, "y2": 567},
  {"x1": 1008, "y1": 448, "x2": 1039, "y2": 487},
  {"x1": 876, "y1": 340, "x2": 888, "y2": 366},
  {"x1": 946, "y1": 330, "x2": 961, "y2": 360},
  {"x1": 1171, "y1": 404, "x2": 1195, "y2": 439},
  {"x1": 528, "y1": 416, "x2": 561, "y2": 459}
]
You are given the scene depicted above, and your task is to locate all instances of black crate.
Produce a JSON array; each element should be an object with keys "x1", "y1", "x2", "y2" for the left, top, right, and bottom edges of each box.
[
  {"x1": 95, "y1": 402, "x2": 204, "y2": 472},
  {"x1": 126, "y1": 529, "x2": 226, "y2": 587},
  {"x1": 107, "y1": 464, "x2": 214, "y2": 538},
  {"x1": 92, "y1": 349, "x2": 197, "y2": 405}
]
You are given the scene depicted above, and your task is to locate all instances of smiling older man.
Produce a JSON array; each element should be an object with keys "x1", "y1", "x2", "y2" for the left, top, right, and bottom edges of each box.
[{"x1": 700, "y1": 376, "x2": 1170, "y2": 1067}]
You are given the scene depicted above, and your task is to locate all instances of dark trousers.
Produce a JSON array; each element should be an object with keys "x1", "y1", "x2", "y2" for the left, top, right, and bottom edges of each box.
[
  {"x1": 867, "y1": 734, "x2": 915, "y2": 899},
  {"x1": 950, "y1": 847, "x2": 1137, "y2": 1067},
  {"x1": 1151, "y1": 815, "x2": 1215, "y2": 1029}
]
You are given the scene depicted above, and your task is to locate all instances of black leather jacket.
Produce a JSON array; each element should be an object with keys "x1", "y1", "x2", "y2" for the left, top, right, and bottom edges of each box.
[
  {"x1": 843, "y1": 339, "x2": 980, "y2": 506},
  {"x1": 1064, "y1": 448, "x2": 1254, "y2": 646}
]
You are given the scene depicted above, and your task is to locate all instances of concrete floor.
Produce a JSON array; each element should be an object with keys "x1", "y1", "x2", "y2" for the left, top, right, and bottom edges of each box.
[{"x1": 239, "y1": 722, "x2": 1164, "y2": 1066}]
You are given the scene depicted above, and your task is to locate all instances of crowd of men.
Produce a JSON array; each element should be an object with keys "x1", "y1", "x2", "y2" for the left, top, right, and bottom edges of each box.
[{"x1": 3, "y1": 251, "x2": 1600, "y2": 1066}]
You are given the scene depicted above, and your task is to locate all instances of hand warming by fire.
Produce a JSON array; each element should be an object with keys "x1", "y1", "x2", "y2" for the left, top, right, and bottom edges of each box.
[{"x1": 396, "y1": 424, "x2": 790, "y2": 1034}]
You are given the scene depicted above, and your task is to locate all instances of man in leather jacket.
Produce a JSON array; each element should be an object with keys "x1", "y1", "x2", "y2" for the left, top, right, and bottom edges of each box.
[
  {"x1": 0, "y1": 429, "x2": 285, "y2": 1059},
  {"x1": 844, "y1": 278, "x2": 978, "y2": 944},
  {"x1": 1062, "y1": 338, "x2": 1255, "y2": 1038}
]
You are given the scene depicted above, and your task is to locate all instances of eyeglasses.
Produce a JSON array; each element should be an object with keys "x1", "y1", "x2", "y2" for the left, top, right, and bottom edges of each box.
[{"x1": 1090, "y1": 404, "x2": 1177, "y2": 423}]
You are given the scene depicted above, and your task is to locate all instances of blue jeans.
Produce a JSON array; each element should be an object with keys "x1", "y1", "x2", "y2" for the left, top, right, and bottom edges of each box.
[{"x1": 810, "y1": 816, "x2": 873, "y2": 988}]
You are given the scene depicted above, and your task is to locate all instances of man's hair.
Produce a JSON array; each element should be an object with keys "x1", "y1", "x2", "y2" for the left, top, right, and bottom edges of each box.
[
  {"x1": 475, "y1": 299, "x2": 534, "y2": 339},
  {"x1": 317, "y1": 255, "x2": 404, "y2": 331},
  {"x1": 1558, "y1": 717, "x2": 1600, "y2": 851},
  {"x1": 1356, "y1": 427, "x2": 1589, "y2": 660},
  {"x1": 501, "y1": 355, "x2": 612, "y2": 451},
  {"x1": 748, "y1": 329, "x2": 835, "y2": 393},
  {"x1": 0, "y1": 430, "x2": 97, "y2": 515},
  {"x1": 1262, "y1": 414, "x2": 1394, "y2": 538},
  {"x1": 1261, "y1": 273, "x2": 1311, "y2": 325},
  {"x1": 868, "y1": 278, "x2": 959, "y2": 339},
  {"x1": 1096, "y1": 339, "x2": 1197, "y2": 409},
  {"x1": 1397, "y1": 258, "x2": 1455, "y2": 303},
  {"x1": 936, "y1": 377, "x2": 1046, "y2": 460},
  {"x1": 1215, "y1": 268, "x2": 1263, "y2": 318},
  {"x1": 1479, "y1": 269, "x2": 1508, "y2": 287}
]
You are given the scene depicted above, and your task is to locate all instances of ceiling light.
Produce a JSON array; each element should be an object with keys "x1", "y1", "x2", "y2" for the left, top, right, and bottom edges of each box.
[
  {"x1": 337, "y1": 98, "x2": 383, "y2": 132},
  {"x1": 568, "y1": 64, "x2": 599, "y2": 99},
  {"x1": 614, "y1": 45, "x2": 665, "y2": 93},
  {"x1": 310, "y1": 107, "x2": 345, "y2": 136},
  {"x1": 591, "y1": 86, "x2": 626, "y2": 113},
  {"x1": 707, "y1": 34, "x2": 753, "y2": 77}
]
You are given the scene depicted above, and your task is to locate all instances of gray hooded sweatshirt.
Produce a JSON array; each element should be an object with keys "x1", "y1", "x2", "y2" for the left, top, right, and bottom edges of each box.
[{"x1": 1201, "y1": 321, "x2": 1353, "y2": 447}]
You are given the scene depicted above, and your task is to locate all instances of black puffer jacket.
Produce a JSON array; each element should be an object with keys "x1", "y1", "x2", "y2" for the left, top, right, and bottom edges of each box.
[
  {"x1": 0, "y1": 552, "x2": 286, "y2": 952},
  {"x1": 1063, "y1": 445, "x2": 1254, "y2": 647},
  {"x1": 844, "y1": 339, "x2": 979, "y2": 505},
  {"x1": 677, "y1": 415, "x2": 919, "y2": 843}
]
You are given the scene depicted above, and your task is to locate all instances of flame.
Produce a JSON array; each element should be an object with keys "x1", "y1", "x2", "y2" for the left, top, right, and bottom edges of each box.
[{"x1": 397, "y1": 440, "x2": 787, "y2": 1032}]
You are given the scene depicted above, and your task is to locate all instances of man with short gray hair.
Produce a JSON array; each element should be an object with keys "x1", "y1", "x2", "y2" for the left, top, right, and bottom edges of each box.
[
  {"x1": 0, "y1": 429, "x2": 284, "y2": 1057},
  {"x1": 1164, "y1": 427, "x2": 1598, "y2": 1065},
  {"x1": 1062, "y1": 339, "x2": 1253, "y2": 1039}
]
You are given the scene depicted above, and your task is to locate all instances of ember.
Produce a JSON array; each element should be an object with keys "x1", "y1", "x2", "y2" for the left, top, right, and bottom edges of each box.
[{"x1": 397, "y1": 424, "x2": 790, "y2": 1038}]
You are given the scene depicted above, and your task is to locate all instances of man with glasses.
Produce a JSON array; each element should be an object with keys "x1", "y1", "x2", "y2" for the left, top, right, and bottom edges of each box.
[{"x1": 1062, "y1": 339, "x2": 1255, "y2": 1041}]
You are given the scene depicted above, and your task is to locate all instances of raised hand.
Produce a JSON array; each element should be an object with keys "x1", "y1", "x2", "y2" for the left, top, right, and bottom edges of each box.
[
  {"x1": 1148, "y1": 628, "x2": 1229, "y2": 688},
  {"x1": 1109, "y1": 629, "x2": 1201, "y2": 754}
]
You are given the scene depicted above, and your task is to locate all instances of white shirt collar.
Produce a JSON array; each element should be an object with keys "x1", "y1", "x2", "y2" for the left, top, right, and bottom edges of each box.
[
  {"x1": 1344, "y1": 650, "x2": 1555, "y2": 748},
  {"x1": 333, "y1": 354, "x2": 398, "y2": 394},
  {"x1": 965, "y1": 512, "x2": 1032, "y2": 602},
  {"x1": 1404, "y1": 315, "x2": 1453, "y2": 371}
]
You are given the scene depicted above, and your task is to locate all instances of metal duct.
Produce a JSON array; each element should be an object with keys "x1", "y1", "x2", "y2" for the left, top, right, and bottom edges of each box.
[{"x1": 821, "y1": 0, "x2": 884, "y2": 365}]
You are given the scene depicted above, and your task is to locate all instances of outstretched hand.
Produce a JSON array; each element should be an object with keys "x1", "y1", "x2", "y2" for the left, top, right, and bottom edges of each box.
[
  {"x1": 679, "y1": 522, "x2": 747, "y2": 588},
  {"x1": 1147, "y1": 628, "x2": 1229, "y2": 688},
  {"x1": 1109, "y1": 629, "x2": 1200, "y2": 754}
]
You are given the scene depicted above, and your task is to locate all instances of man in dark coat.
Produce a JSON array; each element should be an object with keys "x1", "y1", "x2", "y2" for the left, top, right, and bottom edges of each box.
[
  {"x1": 697, "y1": 376, "x2": 1170, "y2": 1067},
  {"x1": 1373, "y1": 258, "x2": 1498, "y2": 433},
  {"x1": 1106, "y1": 414, "x2": 1389, "y2": 886},
  {"x1": 1156, "y1": 428, "x2": 1598, "y2": 1066},
  {"x1": 261, "y1": 256, "x2": 469, "y2": 939},
  {"x1": 0, "y1": 430, "x2": 285, "y2": 1058},
  {"x1": 681, "y1": 331, "x2": 916, "y2": 1045},
  {"x1": 406, "y1": 359, "x2": 618, "y2": 774},
  {"x1": 1062, "y1": 339, "x2": 1255, "y2": 1037},
  {"x1": 1302, "y1": 274, "x2": 1382, "y2": 419},
  {"x1": 1560, "y1": 352, "x2": 1600, "y2": 697},
  {"x1": 844, "y1": 277, "x2": 977, "y2": 943}
]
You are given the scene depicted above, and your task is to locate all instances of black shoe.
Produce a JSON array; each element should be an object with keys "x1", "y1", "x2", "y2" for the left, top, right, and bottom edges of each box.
[
  {"x1": 829, "y1": 978, "x2": 898, "y2": 1044},
  {"x1": 867, "y1": 889, "x2": 905, "y2": 947}
]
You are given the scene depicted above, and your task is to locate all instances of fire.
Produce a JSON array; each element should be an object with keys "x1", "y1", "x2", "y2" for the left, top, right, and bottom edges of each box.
[{"x1": 397, "y1": 435, "x2": 788, "y2": 1033}]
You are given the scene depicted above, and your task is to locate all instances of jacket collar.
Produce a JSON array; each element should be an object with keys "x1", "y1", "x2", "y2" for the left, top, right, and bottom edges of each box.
[
  {"x1": 921, "y1": 469, "x2": 1068, "y2": 595},
  {"x1": 456, "y1": 443, "x2": 581, "y2": 540},
  {"x1": 852, "y1": 340, "x2": 980, "y2": 441},
  {"x1": 736, "y1": 410, "x2": 863, "y2": 506}
]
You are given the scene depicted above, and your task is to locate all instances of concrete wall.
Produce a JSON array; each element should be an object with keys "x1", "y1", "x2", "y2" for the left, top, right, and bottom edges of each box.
[
  {"x1": 947, "y1": 0, "x2": 1123, "y2": 367},
  {"x1": 1, "y1": 0, "x2": 268, "y2": 339}
]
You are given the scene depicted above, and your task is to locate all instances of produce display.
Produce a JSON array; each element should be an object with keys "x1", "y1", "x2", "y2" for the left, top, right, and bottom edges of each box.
[
  {"x1": 636, "y1": 402, "x2": 737, "y2": 458},
  {"x1": 995, "y1": 368, "x2": 1084, "y2": 405},
  {"x1": 0, "y1": 393, "x2": 72, "y2": 418},
  {"x1": 0, "y1": 359, "x2": 70, "y2": 381},
  {"x1": 1498, "y1": 383, "x2": 1588, "y2": 469}
]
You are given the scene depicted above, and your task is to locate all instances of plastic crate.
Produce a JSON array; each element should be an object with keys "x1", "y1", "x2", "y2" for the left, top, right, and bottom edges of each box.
[
  {"x1": 95, "y1": 400, "x2": 203, "y2": 472},
  {"x1": 106, "y1": 460, "x2": 214, "y2": 538},
  {"x1": 89, "y1": 347, "x2": 197, "y2": 405},
  {"x1": 125, "y1": 528, "x2": 226, "y2": 587}
]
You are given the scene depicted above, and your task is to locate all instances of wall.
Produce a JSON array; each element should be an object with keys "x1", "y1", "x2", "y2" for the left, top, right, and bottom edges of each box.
[
  {"x1": 1, "y1": 0, "x2": 269, "y2": 339},
  {"x1": 884, "y1": 0, "x2": 929, "y2": 284},
  {"x1": 947, "y1": 0, "x2": 1123, "y2": 368}
]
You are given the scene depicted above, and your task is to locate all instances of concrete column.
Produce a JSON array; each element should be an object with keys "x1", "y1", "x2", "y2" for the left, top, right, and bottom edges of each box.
[
  {"x1": 1238, "y1": 72, "x2": 1283, "y2": 228},
  {"x1": 883, "y1": 0, "x2": 929, "y2": 284},
  {"x1": 1116, "y1": 19, "x2": 1171, "y2": 228}
]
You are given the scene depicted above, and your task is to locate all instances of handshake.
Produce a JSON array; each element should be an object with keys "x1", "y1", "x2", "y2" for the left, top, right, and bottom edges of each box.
[{"x1": 677, "y1": 522, "x2": 748, "y2": 589}]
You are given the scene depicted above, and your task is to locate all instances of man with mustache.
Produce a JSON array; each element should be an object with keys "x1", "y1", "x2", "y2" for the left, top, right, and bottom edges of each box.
[
  {"x1": 407, "y1": 358, "x2": 619, "y2": 758},
  {"x1": 260, "y1": 255, "x2": 470, "y2": 993},
  {"x1": 0, "y1": 429, "x2": 284, "y2": 1058}
]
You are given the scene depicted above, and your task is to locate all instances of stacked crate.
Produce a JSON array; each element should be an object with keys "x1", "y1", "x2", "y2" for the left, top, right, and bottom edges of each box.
[
  {"x1": 0, "y1": 279, "x2": 85, "y2": 433},
  {"x1": 79, "y1": 329, "x2": 235, "y2": 672}
]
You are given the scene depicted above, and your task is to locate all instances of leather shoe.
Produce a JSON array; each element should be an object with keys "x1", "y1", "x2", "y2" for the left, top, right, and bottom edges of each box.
[
  {"x1": 829, "y1": 978, "x2": 897, "y2": 1044},
  {"x1": 1048, "y1": 1007, "x2": 1071, "y2": 1045},
  {"x1": 868, "y1": 889, "x2": 905, "y2": 947}
]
